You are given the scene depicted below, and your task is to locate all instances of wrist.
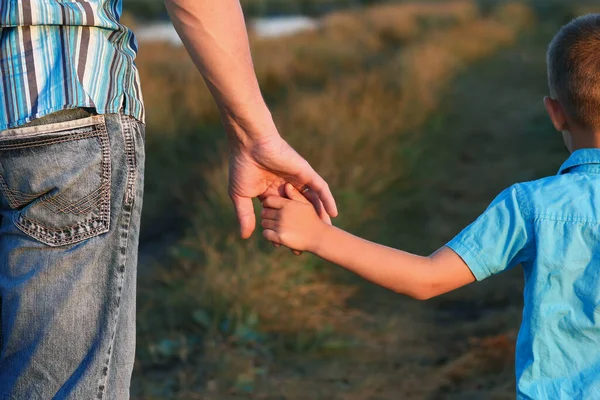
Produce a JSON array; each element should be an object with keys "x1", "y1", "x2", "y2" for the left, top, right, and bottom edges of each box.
[
  {"x1": 310, "y1": 223, "x2": 334, "y2": 256},
  {"x1": 220, "y1": 101, "x2": 280, "y2": 147}
]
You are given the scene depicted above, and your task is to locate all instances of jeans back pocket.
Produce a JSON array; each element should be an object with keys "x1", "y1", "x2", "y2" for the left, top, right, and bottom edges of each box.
[{"x1": 0, "y1": 115, "x2": 111, "y2": 247}]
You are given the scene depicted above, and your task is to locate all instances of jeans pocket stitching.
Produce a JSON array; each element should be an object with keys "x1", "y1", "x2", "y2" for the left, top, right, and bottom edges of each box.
[
  {"x1": 41, "y1": 184, "x2": 106, "y2": 215},
  {"x1": 0, "y1": 115, "x2": 105, "y2": 139},
  {"x1": 121, "y1": 115, "x2": 137, "y2": 206},
  {"x1": 0, "y1": 174, "x2": 52, "y2": 209},
  {"x1": 0, "y1": 173, "x2": 21, "y2": 209},
  {"x1": 4, "y1": 119, "x2": 112, "y2": 247},
  {"x1": 0, "y1": 128, "x2": 104, "y2": 151}
]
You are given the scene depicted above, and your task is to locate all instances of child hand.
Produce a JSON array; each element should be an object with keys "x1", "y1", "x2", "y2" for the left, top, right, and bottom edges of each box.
[{"x1": 261, "y1": 183, "x2": 328, "y2": 253}]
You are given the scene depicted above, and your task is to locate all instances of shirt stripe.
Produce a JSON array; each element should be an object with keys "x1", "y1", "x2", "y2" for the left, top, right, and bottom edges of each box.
[{"x1": 0, "y1": 0, "x2": 145, "y2": 130}]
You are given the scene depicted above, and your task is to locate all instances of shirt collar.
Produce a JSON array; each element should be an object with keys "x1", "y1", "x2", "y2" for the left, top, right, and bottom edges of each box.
[{"x1": 558, "y1": 148, "x2": 600, "y2": 175}]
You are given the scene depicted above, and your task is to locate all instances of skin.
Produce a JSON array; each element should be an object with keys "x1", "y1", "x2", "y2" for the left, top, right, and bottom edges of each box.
[
  {"x1": 261, "y1": 184, "x2": 475, "y2": 300},
  {"x1": 165, "y1": 0, "x2": 338, "y2": 251},
  {"x1": 260, "y1": 96, "x2": 596, "y2": 300},
  {"x1": 543, "y1": 96, "x2": 600, "y2": 151}
]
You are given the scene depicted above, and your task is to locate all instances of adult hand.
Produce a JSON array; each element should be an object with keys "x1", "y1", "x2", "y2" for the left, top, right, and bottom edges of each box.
[
  {"x1": 165, "y1": 0, "x2": 335, "y2": 250},
  {"x1": 225, "y1": 112, "x2": 337, "y2": 243}
]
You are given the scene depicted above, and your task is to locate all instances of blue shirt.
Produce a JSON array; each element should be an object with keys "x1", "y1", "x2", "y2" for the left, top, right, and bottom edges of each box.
[
  {"x1": 0, "y1": 0, "x2": 144, "y2": 130},
  {"x1": 447, "y1": 148, "x2": 600, "y2": 399}
]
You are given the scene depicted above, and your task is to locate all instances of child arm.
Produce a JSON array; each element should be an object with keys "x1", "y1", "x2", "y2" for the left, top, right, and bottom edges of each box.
[
  {"x1": 314, "y1": 227, "x2": 475, "y2": 299},
  {"x1": 261, "y1": 184, "x2": 475, "y2": 300}
]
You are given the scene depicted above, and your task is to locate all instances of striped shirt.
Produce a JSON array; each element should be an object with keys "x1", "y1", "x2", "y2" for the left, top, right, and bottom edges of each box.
[{"x1": 0, "y1": 0, "x2": 144, "y2": 131}]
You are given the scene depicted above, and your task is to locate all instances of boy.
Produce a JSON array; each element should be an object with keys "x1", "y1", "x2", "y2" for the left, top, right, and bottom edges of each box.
[{"x1": 260, "y1": 14, "x2": 600, "y2": 399}]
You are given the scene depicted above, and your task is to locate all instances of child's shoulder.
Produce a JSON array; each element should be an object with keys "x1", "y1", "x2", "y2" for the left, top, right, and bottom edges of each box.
[
  {"x1": 512, "y1": 172, "x2": 599, "y2": 221},
  {"x1": 514, "y1": 173, "x2": 570, "y2": 193},
  {"x1": 515, "y1": 170, "x2": 593, "y2": 196}
]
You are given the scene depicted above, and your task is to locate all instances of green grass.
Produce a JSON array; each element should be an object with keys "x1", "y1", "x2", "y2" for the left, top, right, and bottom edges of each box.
[{"x1": 131, "y1": 1, "x2": 597, "y2": 398}]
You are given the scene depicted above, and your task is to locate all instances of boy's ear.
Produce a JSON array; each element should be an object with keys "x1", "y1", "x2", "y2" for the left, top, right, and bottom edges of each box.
[{"x1": 544, "y1": 96, "x2": 568, "y2": 132}]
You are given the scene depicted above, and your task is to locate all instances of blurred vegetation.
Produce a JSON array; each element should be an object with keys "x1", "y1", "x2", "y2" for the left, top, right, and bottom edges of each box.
[
  {"x1": 125, "y1": 0, "x2": 424, "y2": 19},
  {"x1": 130, "y1": 0, "x2": 600, "y2": 398},
  {"x1": 124, "y1": 0, "x2": 600, "y2": 20},
  {"x1": 124, "y1": 0, "x2": 366, "y2": 20}
]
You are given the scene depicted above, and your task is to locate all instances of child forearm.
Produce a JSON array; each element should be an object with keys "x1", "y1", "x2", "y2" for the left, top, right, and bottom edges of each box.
[
  {"x1": 261, "y1": 186, "x2": 475, "y2": 297},
  {"x1": 314, "y1": 226, "x2": 437, "y2": 299}
]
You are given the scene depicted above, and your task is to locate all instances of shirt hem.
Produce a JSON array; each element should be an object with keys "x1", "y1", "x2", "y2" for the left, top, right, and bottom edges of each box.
[{"x1": 446, "y1": 238, "x2": 491, "y2": 281}]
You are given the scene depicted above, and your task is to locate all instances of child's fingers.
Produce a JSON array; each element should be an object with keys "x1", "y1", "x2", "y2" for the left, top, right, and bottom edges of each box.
[
  {"x1": 263, "y1": 229, "x2": 280, "y2": 243},
  {"x1": 261, "y1": 219, "x2": 277, "y2": 230},
  {"x1": 262, "y1": 196, "x2": 285, "y2": 209},
  {"x1": 260, "y1": 208, "x2": 279, "y2": 220},
  {"x1": 285, "y1": 183, "x2": 311, "y2": 204}
]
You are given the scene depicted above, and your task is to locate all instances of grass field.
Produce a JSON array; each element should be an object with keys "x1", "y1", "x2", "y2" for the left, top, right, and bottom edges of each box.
[{"x1": 130, "y1": 1, "x2": 600, "y2": 398}]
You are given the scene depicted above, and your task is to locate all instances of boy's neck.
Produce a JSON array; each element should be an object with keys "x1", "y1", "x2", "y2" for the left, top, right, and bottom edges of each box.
[{"x1": 569, "y1": 130, "x2": 600, "y2": 152}]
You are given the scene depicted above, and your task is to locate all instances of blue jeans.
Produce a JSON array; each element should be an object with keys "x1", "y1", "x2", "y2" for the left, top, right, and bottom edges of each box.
[{"x1": 0, "y1": 109, "x2": 145, "y2": 399}]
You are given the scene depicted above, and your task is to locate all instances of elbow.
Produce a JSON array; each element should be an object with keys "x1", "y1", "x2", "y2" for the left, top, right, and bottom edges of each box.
[
  {"x1": 404, "y1": 275, "x2": 440, "y2": 301},
  {"x1": 410, "y1": 286, "x2": 437, "y2": 301}
]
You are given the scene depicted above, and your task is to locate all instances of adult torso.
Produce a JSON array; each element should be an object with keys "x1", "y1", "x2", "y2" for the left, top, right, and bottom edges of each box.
[{"x1": 0, "y1": 0, "x2": 144, "y2": 130}]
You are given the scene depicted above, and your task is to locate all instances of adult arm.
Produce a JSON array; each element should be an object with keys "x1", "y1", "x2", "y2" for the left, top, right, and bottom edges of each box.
[{"x1": 165, "y1": 0, "x2": 338, "y2": 239}]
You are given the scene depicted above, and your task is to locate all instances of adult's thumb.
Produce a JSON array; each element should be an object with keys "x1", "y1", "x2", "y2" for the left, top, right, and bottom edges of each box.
[{"x1": 231, "y1": 194, "x2": 256, "y2": 239}]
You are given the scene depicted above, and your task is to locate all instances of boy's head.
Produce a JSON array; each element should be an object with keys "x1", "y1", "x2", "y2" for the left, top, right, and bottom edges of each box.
[{"x1": 545, "y1": 14, "x2": 600, "y2": 151}]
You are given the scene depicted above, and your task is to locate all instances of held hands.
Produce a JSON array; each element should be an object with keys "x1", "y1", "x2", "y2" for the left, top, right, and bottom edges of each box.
[
  {"x1": 226, "y1": 118, "x2": 337, "y2": 239},
  {"x1": 261, "y1": 184, "x2": 328, "y2": 253}
]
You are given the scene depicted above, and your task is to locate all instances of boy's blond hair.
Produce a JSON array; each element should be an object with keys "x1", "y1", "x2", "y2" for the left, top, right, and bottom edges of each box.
[{"x1": 547, "y1": 14, "x2": 600, "y2": 130}]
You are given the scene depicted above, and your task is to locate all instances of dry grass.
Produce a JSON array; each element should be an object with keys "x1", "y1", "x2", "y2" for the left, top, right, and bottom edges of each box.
[
  {"x1": 136, "y1": 1, "x2": 481, "y2": 135},
  {"x1": 272, "y1": 4, "x2": 533, "y2": 223}
]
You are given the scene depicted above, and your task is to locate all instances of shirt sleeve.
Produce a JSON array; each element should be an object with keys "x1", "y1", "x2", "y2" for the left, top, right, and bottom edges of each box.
[{"x1": 446, "y1": 184, "x2": 534, "y2": 281}]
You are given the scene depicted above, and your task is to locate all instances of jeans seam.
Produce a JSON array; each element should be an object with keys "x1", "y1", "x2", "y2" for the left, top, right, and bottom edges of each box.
[
  {"x1": 0, "y1": 298, "x2": 3, "y2": 357},
  {"x1": 122, "y1": 115, "x2": 137, "y2": 206},
  {"x1": 95, "y1": 115, "x2": 138, "y2": 399}
]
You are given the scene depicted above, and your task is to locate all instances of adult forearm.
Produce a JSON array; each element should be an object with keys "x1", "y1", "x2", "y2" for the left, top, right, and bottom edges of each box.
[
  {"x1": 314, "y1": 226, "x2": 435, "y2": 299},
  {"x1": 165, "y1": 0, "x2": 275, "y2": 141}
]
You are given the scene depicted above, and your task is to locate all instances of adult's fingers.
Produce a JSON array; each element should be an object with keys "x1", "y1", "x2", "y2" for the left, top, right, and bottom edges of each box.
[
  {"x1": 302, "y1": 190, "x2": 331, "y2": 225},
  {"x1": 298, "y1": 166, "x2": 338, "y2": 218},
  {"x1": 285, "y1": 183, "x2": 311, "y2": 204},
  {"x1": 230, "y1": 194, "x2": 256, "y2": 239},
  {"x1": 286, "y1": 180, "x2": 331, "y2": 225}
]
